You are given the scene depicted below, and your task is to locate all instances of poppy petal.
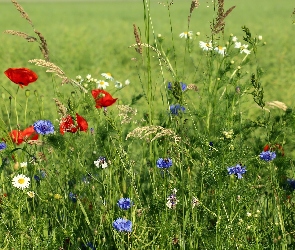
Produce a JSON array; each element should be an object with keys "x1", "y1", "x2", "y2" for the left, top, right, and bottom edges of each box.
[
  {"x1": 91, "y1": 89, "x2": 117, "y2": 108},
  {"x1": 76, "y1": 113, "x2": 88, "y2": 132},
  {"x1": 4, "y1": 68, "x2": 38, "y2": 88},
  {"x1": 60, "y1": 115, "x2": 78, "y2": 135},
  {"x1": 22, "y1": 126, "x2": 39, "y2": 141}
]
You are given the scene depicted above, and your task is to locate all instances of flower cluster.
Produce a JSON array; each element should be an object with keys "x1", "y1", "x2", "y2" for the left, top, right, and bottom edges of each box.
[
  {"x1": 227, "y1": 164, "x2": 246, "y2": 179},
  {"x1": 169, "y1": 104, "x2": 185, "y2": 115},
  {"x1": 60, "y1": 113, "x2": 88, "y2": 135},
  {"x1": 166, "y1": 188, "x2": 179, "y2": 209},
  {"x1": 259, "y1": 151, "x2": 276, "y2": 161},
  {"x1": 113, "y1": 218, "x2": 132, "y2": 233},
  {"x1": 117, "y1": 198, "x2": 133, "y2": 210},
  {"x1": 156, "y1": 158, "x2": 173, "y2": 169},
  {"x1": 94, "y1": 156, "x2": 108, "y2": 169}
]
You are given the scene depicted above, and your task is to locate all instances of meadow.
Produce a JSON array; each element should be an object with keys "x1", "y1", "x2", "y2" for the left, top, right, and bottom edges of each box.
[{"x1": 0, "y1": 0, "x2": 295, "y2": 249}]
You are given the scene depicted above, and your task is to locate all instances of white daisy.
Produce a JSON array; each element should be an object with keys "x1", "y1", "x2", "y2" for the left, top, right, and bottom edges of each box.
[
  {"x1": 94, "y1": 157, "x2": 108, "y2": 169},
  {"x1": 12, "y1": 174, "x2": 30, "y2": 190},
  {"x1": 101, "y1": 73, "x2": 114, "y2": 81},
  {"x1": 97, "y1": 80, "x2": 109, "y2": 89},
  {"x1": 20, "y1": 162, "x2": 27, "y2": 168},
  {"x1": 214, "y1": 46, "x2": 226, "y2": 56},
  {"x1": 27, "y1": 191, "x2": 35, "y2": 198},
  {"x1": 179, "y1": 31, "x2": 193, "y2": 39},
  {"x1": 115, "y1": 81, "x2": 123, "y2": 88},
  {"x1": 199, "y1": 41, "x2": 213, "y2": 51},
  {"x1": 232, "y1": 36, "x2": 238, "y2": 42},
  {"x1": 86, "y1": 74, "x2": 91, "y2": 81},
  {"x1": 125, "y1": 79, "x2": 130, "y2": 85},
  {"x1": 234, "y1": 42, "x2": 251, "y2": 54}
]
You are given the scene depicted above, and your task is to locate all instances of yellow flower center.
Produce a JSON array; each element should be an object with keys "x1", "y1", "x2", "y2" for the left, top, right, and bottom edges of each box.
[
  {"x1": 99, "y1": 81, "x2": 105, "y2": 85},
  {"x1": 107, "y1": 73, "x2": 111, "y2": 77},
  {"x1": 18, "y1": 178, "x2": 25, "y2": 184}
]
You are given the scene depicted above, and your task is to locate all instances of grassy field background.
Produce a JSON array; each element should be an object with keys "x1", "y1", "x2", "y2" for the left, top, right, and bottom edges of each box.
[{"x1": 0, "y1": 0, "x2": 294, "y2": 121}]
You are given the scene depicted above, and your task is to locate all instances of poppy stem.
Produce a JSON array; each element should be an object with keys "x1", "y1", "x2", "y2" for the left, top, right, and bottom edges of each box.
[{"x1": 15, "y1": 87, "x2": 20, "y2": 127}]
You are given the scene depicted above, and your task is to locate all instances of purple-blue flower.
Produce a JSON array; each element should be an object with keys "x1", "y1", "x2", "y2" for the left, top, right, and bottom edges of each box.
[
  {"x1": 113, "y1": 218, "x2": 132, "y2": 232},
  {"x1": 33, "y1": 120, "x2": 54, "y2": 135},
  {"x1": 117, "y1": 198, "x2": 133, "y2": 210},
  {"x1": 259, "y1": 151, "x2": 276, "y2": 161},
  {"x1": 69, "y1": 192, "x2": 77, "y2": 203},
  {"x1": 227, "y1": 164, "x2": 246, "y2": 179},
  {"x1": 287, "y1": 179, "x2": 295, "y2": 190},
  {"x1": 81, "y1": 242, "x2": 96, "y2": 250},
  {"x1": 156, "y1": 158, "x2": 172, "y2": 169},
  {"x1": 0, "y1": 142, "x2": 7, "y2": 151},
  {"x1": 169, "y1": 104, "x2": 185, "y2": 115},
  {"x1": 168, "y1": 82, "x2": 187, "y2": 91}
]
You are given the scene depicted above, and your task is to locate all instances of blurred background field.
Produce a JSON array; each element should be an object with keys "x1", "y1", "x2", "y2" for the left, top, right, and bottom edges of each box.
[{"x1": 0, "y1": 0, "x2": 294, "y2": 120}]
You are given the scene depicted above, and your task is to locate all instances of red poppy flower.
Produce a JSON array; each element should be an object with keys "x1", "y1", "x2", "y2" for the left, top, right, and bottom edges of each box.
[
  {"x1": 263, "y1": 144, "x2": 270, "y2": 151},
  {"x1": 263, "y1": 143, "x2": 284, "y2": 156},
  {"x1": 4, "y1": 68, "x2": 38, "y2": 88},
  {"x1": 9, "y1": 126, "x2": 39, "y2": 145},
  {"x1": 91, "y1": 89, "x2": 117, "y2": 108},
  {"x1": 60, "y1": 113, "x2": 88, "y2": 135}
]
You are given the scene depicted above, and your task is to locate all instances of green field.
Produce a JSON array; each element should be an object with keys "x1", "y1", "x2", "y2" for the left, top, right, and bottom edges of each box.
[{"x1": 0, "y1": 0, "x2": 294, "y2": 117}]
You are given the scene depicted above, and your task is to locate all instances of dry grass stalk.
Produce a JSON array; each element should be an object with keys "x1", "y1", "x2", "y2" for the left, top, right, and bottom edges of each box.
[
  {"x1": 266, "y1": 101, "x2": 288, "y2": 111},
  {"x1": 34, "y1": 29, "x2": 50, "y2": 61},
  {"x1": 126, "y1": 125, "x2": 181, "y2": 144},
  {"x1": 3, "y1": 30, "x2": 37, "y2": 42},
  {"x1": 11, "y1": 0, "x2": 33, "y2": 27},
  {"x1": 188, "y1": 0, "x2": 199, "y2": 25},
  {"x1": 53, "y1": 98, "x2": 68, "y2": 117},
  {"x1": 211, "y1": 0, "x2": 235, "y2": 34},
  {"x1": 28, "y1": 59, "x2": 87, "y2": 92},
  {"x1": 187, "y1": 84, "x2": 198, "y2": 91},
  {"x1": 133, "y1": 24, "x2": 142, "y2": 54}
]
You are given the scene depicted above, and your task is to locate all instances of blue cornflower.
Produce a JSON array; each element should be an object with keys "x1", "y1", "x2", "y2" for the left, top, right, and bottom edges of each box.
[
  {"x1": 33, "y1": 120, "x2": 54, "y2": 135},
  {"x1": 0, "y1": 142, "x2": 7, "y2": 151},
  {"x1": 117, "y1": 198, "x2": 133, "y2": 210},
  {"x1": 156, "y1": 158, "x2": 172, "y2": 169},
  {"x1": 169, "y1": 104, "x2": 185, "y2": 115},
  {"x1": 39, "y1": 169, "x2": 47, "y2": 178},
  {"x1": 287, "y1": 179, "x2": 295, "y2": 190},
  {"x1": 168, "y1": 82, "x2": 187, "y2": 91},
  {"x1": 34, "y1": 175, "x2": 40, "y2": 182},
  {"x1": 81, "y1": 242, "x2": 96, "y2": 250},
  {"x1": 227, "y1": 164, "x2": 246, "y2": 179},
  {"x1": 113, "y1": 218, "x2": 132, "y2": 232},
  {"x1": 259, "y1": 151, "x2": 276, "y2": 161},
  {"x1": 69, "y1": 192, "x2": 77, "y2": 203}
]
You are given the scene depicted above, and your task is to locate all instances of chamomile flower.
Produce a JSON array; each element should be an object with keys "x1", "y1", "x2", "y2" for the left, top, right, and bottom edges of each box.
[
  {"x1": 125, "y1": 79, "x2": 130, "y2": 85},
  {"x1": 101, "y1": 73, "x2": 114, "y2": 81},
  {"x1": 234, "y1": 42, "x2": 251, "y2": 54},
  {"x1": 86, "y1": 74, "x2": 92, "y2": 81},
  {"x1": 27, "y1": 191, "x2": 35, "y2": 198},
  {"x1": 232, "y1": 36, "x2": 238, "y2": 42},
  {"x1": 179, "y1": 31, "x2": 193, "y2": 39},
  {"x1": 199, "y1": 41, "x2": 213, "y2": 51},
  {"x1": 115, "y1": 81, "x2": 123, "y2": 88},
  {"x1": 97, "y1": 80, "x2": 109, "y2": 89},
  {"x1": 214, "y1": 46, "x2": 226, "y2": 56},
  {"x1": 20, "y1": 162, "x2": 27, "y2": 168},
  {"x1": 12, "y1": 174, "x2": 30, "y2": 190}
]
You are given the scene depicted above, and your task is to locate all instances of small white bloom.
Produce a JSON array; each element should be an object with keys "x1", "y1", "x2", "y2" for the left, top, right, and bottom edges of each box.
[
  {"x1": 125, "y1": 79, "x2": 130, "y2": 85},
  {"x1": 27, "y1": 191, "x2": 35, "y2": 198},
  {"x1": 196, "y1": 32, "x2": 200, "y2": 36},
  {"x1": 12, "y1": 174, "x2": 30, "y2": 190},
  {"x1": 234, "y1": 42, "x2": 251, "y2": 54},
  {"x1": 258, "y1": 35, "x2": 262, "y2": 41},
  {"x1": 115, "y1": 81, "x2": 123, "y2": 88},
  {"x1": 214, "y1": 46, "x2": 226, "y2": 56},
  {"x1": 223, "y1": 129, "x2": 234, "y2": 139},
  {"x1": 179, "y1": 31, "x2": 193, "y2": 39},
  {"x1": 20, "y1": 162, "x2": 27, "y2": 168},
  {"x1": 76, "y1": 75, "x2": 82, "y2": 81},
  {"x1": 101, "y1": 73, "x2": 114, "y2": 81},
  {"x1": 86, "y1": 74, "x2": 91, "y2": 80},
  {"x1": 246, "y1": 212, "x2": 252, "y2": 217},
  {"x1": 97, "y1": 80, "x2": 109, "y2": 89},
  {"x1": 232, "y1": 36, "x2": 238, "y2": 42},
  {"x1": 157, "y1": 34, "x2": 162, "y2": 38},
  {"x1": 199, "y1": 41, "x2": 213, "y2": 51},
  {"x1": 94, "y1": 157, "x2": 108, "y2": 169}
]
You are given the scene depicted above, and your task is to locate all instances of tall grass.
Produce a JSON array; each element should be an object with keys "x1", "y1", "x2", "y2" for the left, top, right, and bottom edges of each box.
[{"x1": 0, "y1": 0, "x2": 295, "y2": 249}]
